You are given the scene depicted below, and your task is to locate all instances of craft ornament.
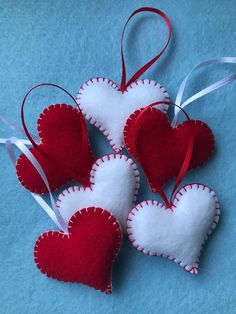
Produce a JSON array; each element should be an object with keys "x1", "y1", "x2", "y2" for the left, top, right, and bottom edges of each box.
[
  {"x1": 77, "y1": 7, "x2": 172, "y2": 152},
  {"x1": 124, "y1": 105, "x2": 214, "y2": 191},
  {"x1": 56, "y1": 153, "x2": 140, "y2": 229},
  {"x1": 127, "y1": 184, "x2": 220, "y2": 274},
  {"x1": 124, "y1": 58, "x2": 236, "y2": 191},
  {"x1": 35, "y1": 207, "x2": 122, "y2": 294},
  {"x1": 16, "y1": 84, "x2": 95, "y2": 194}
]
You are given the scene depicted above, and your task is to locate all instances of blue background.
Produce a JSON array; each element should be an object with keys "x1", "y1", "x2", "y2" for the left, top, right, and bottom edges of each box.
[{"x1": 0, "y1": 0, "x2": 236, "y2": 313}]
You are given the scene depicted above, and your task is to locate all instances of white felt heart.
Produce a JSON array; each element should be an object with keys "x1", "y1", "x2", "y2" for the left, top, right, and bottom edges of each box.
[
  {"x1": 127, "y1": 184, "x2": 220, "y2": 274},
  {"x1": 56, "y1": 154, "x2": 140, "y2": 229},
  {"x1": 77, "y1": 78, "x2": 169, "y2": 152}
]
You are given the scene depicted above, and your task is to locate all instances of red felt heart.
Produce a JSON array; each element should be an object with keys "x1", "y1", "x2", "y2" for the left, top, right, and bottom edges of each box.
[
  {"x1": 124, "y1": 108, "x2": 215, "y2": 191},
  {"x1": 34, "y1": 207, "x2": 122, "y2": 294},
  {"x1": 16, "y1": 104, "x2": 95, "y2": 194}
]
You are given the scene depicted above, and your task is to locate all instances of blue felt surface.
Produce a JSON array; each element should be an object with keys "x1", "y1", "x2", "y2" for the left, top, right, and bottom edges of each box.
[{"x1": 0, "y1": 0, "x2": 236, "y2": 313}]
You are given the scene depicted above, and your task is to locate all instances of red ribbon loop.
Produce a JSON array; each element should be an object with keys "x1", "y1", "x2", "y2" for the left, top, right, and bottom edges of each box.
[
  {"x1": 21, "y1": 83, "x2": 88, "y2": 150},
  {"x1": 135, "y1": 101, "x2": 194, "y2": 208},
  {"x1": 21, "y1": 83, "x2": 91, "y2": 186},
  {"x1": 119, "y1": 7, "x2": 172, "y2": 92}
]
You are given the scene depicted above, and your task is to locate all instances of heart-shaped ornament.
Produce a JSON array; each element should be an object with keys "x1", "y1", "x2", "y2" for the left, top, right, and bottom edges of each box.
[
  {"x1": 16, "y1": 104, "x2": 94, "y2": 194},
  {"x1": 56, "y1": 154, "x2": 140, "y2": 228},
  {"x1": 127, "y1": 184, "x2": 220, "y2": 274},
  {"x1": 34, "y1": 207, "x2": 122, "y2": 294},
  {"x1": 124, "y1": 107, "x2": 215, "y2": 191},
  {"x1": 77, "y1": 78, "x2": 169, "y2": 152}
]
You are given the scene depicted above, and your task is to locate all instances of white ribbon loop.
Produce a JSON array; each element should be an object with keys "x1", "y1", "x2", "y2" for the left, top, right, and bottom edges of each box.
[
  {"x1": 3, "y1": 136, "x2": 68, "y2": 232},
  {"x1": 0, "y1": 114, "x2": 39, "y2": 143},
  {"x1": 0, "y1": 137, "x2": 31, "y2": 145},
  {"x1": 173, "y1": 57, "x2": 236, "y2": 126}
]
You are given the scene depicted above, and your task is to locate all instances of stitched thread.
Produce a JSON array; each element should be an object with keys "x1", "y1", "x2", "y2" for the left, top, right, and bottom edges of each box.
[
  {"x1": 123, "y1": 107, "x2": 215, "y2": 190},
  {"x1": 77, "y1": 77, "x2": 169, "y2": 152},
  {"x1": 56, "y1": 153, "x2": 140, "y2": 212},
  {"x1": 16, "y1": 104, "x2": 93, "y2": 194},
  {"x1": 34, "y1": 207, "x2": 122, "y2": 294},
  {"x1": 126, "y1": 183, "x2": 220, "y2": 274}
]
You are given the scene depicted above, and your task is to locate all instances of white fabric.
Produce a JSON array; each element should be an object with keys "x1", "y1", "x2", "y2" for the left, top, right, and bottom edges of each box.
[
  {"x1": 77, "y1": 78, "x2": 169, "y2": 152},
  {"x1": 127, "y1": 184, "x2": 220, "y2": 273},
  {"x1": 57, "y1": 154, "x2": 140, "y2": 229}
]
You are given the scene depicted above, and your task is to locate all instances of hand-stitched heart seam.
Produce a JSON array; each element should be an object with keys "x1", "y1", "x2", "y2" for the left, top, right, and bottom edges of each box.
[
  {"x1": 124, "y1": 107, "x2": 215, "y2": 191},
  {"x1": 77, "y1": 78, "x2": 169, "y2": 152},
  {"x1": 34, "y1": 207, "x2": 122, "y2": 294},
  {"x1": 56, "y1": 154, "x2": 140, "y2": 229},
  {"x1": 126, "y1": 184, "x2": 220, "y2": 274},
  {"x1": 16, "y1": 104, "x2": 95, "y2": 194}
]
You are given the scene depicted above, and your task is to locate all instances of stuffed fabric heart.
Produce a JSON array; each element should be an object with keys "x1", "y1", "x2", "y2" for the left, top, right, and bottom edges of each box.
[
  {"x1": 56, "y1": 154, "x2": 140, "y2": 229},
  {"x1": 77, "y1": 78, "x2": 169, "y2": 152},
  {"x1": 127, "y1": 184, "x2": 220, "y2": 274},
  {"x1": 34, "y1": 207, "x2": 122, "y2": 294},
  {"x1": 124, "y1": 107, "x2": 215, "y2": 191},
  {"x1": 16, "y1": 104, "x2": 94, "y2": 194}
]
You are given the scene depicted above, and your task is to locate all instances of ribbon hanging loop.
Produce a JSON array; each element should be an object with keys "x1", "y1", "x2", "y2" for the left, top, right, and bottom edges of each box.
[
  {"x1": 21, "y1": 83, "x2": 87, "y2": 149},
  {"x1": 20, "y1": 83, "x2": 92, "y2": 186},
  {"x1": 134, "y1": 101, "x2": 194, "y2": 208},
  {"x1": 119, "y1": 7, "x2": 172, "y2": 91},
  {"x1": 4, "y1": 136, "x2": 67, "y2": 232},
  {"x1": 173, "y1": 57, "x2": 236, "y2": 126}
]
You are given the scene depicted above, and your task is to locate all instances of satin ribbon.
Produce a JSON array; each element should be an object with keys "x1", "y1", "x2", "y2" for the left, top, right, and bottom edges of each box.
[
  {"x1": 119, "y1": 7, "x2": 172, "y2": 91},
  {"x1": 135, "y1": 101, "x2": 193, "y2": 208},
  {"x1": 0, "y1": 114, "x2": 37, "y2": 144},
  {"x1": 20, "y1": 83, "x2": 91, "y2": 186},
  {"x1": 172, "y1": 57, "x2": 236, "y2": 126},
  {"x1": 0, "y1": 137, "x2": 30, "y2": 145},
  {"x1": 21, "y1": 83, "x2": 86, "y2": 149},
  {"x1": 3, "y1": 136, "x2": 67, "y2": 232}
]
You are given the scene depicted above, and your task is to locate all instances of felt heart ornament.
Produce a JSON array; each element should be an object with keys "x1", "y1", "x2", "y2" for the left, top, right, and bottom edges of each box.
[
  {"x1": 124, "y1": 107, "x2": 215, "y2": 191},
  {"x1": 77, "y1": 78, "x2": 169, "y2": 152},
  {"x1": 56, "y1": 154, "x2": 140, "y2": 229},
  {"x1": 34, "y1": 207, "x2": 122, "y2": 294},
  {"x1": 126, "y1": 184, "x2": 220, "y2": 274},
  {"x1": 76, "y1": 7, "x2": 172, "y2": 152},
  {"x1": 16, "y1": 104, "x2": 95, "y2": 194}
]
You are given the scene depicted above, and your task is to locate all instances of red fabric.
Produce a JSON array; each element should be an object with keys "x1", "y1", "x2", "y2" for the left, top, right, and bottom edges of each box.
[
  {"x1": 124, "y1": 108, "x2": 215, "y2": 192},
  {"x1": 16, "y1": 104, "x2": 95, "y2": 194},
  {"x1": 34, "y1": 207, "x2": 122, "y2": 294}
]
